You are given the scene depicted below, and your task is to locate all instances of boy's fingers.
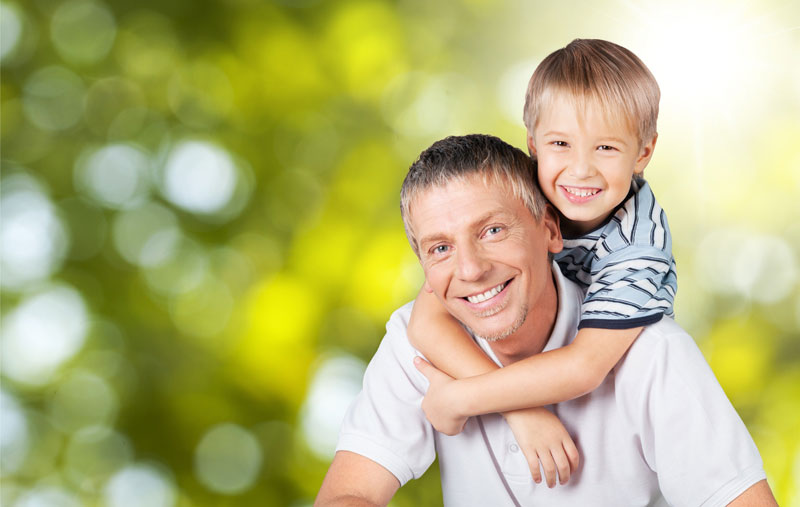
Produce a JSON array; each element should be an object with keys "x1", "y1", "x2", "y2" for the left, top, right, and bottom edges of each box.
[
  {"x1": 526, "y1": 452, "x2": 542, "y2": 484},
  {"x1": 552, "y1": 450, "x2": 571, "y2": 485},
  {"x1": 413, "y1": 356, "x2": 441, "y2": 381},
  {"x1": 564, "y1": 440, "x2": 580, "y2": 472},
  {"x1": 539, "y1": 452, "x2": 557, "y2": 488}
]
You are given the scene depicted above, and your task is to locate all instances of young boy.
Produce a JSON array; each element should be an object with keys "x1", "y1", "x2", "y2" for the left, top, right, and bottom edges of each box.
[{"x1": 407, "y1": 39, "x2": 677, "y2": 488}]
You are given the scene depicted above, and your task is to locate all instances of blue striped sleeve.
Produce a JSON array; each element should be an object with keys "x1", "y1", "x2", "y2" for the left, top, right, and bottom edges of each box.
[{"x1": 578, "y1": 246, "x2": 677, "y2": 329}]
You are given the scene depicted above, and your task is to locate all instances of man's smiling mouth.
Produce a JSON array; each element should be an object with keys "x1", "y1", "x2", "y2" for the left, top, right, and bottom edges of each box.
[{"x1": 464, "y1": 280, "x2": 511, "y2": 304}]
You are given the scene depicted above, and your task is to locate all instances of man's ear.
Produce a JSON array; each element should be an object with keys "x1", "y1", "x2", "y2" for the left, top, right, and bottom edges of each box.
[
  {"x1": 543, "y1": 204, "x2": 563, "y2": 254},
  {"x1": 423, "y1": 279, "x2": 434, "y2": 293},
  {"x1": 634, "y1": 133, "x2": 658, "y2": 175},
  {"x1": 527, "y1": 133, "x2": 537, "y2": 158}
]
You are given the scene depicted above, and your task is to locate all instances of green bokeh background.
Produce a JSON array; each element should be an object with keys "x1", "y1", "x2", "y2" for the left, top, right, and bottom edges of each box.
[{"x1": 1, "y1": 0, "x2": 799, "y2": 505}]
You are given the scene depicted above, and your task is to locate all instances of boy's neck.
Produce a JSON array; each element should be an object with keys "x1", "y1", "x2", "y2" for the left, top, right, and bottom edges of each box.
[{"x1": 559, "y1": 213, "x2": 611, "y2": 238}]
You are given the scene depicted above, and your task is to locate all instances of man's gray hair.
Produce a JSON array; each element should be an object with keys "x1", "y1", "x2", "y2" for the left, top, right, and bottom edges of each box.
[{"x1": 400, "y1": 134, "x2": 547, "y2": 257}]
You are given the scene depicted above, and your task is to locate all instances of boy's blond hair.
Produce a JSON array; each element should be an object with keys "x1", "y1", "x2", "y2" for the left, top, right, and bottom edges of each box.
[{"x1": 523, "y1": 39, "x2": 660, "y2": 147}]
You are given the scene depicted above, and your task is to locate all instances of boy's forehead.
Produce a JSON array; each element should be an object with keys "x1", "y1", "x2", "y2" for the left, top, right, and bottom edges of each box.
[{"x1": 537, "y1": 90, "x2": 637, "y2": 139}]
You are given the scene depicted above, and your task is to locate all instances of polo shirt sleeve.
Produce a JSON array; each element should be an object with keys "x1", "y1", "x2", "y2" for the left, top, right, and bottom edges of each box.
[
  {"x1": 578, "y1": 245, "x2": 677, "y2": 329},
  {"x1": 615, "y1": 320, "x2": 766, "y2": 506},
  {"x1": 335, "y1": 305, "x2": 436, "y2": 486}
]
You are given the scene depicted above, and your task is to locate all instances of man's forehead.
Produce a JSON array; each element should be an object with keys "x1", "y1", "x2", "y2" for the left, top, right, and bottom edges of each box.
[{"x1": 411, "y1": 176, "x2": 529, "y2": 239}]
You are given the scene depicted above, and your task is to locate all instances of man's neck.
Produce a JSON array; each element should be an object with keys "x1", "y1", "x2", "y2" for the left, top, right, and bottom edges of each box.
[{"x1": 487, "y1": 271, "x2": 559, "y2": 366}]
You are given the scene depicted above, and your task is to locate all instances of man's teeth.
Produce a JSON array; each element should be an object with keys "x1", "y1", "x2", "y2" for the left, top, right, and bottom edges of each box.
[
  {"x1": 564, "y1": 187, "x2": 599, "y2": 197},
  {"x1": 467, "y1": 282, "x2": 507, "y2": 304}
]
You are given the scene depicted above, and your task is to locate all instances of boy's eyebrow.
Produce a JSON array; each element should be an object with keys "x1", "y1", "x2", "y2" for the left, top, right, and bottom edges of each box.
[
  {"x1": 539, "y1": 130, "x2": 570, "y2": 138},
  {"x1": 596, "y1": 136, "x2": 630, "y2": 146},
  {"x1": 540, "y1": 130, "x2": 631, "y2": 146}
]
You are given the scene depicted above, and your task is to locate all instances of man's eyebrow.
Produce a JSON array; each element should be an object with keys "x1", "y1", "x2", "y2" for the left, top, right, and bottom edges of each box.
[{"x1": 417, "y1": 209, "x2": 512, "y2": 249}]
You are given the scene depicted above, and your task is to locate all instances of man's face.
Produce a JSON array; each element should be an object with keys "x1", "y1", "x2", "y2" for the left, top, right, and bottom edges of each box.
[
  {"x1": 410, "y1": 175, "x2": 562, "y2": 341},
  {"x1": 529, "y1": 93, "x2": 656, "y2": 236}
]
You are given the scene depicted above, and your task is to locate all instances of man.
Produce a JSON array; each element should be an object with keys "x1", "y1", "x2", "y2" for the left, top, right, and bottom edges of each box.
[{"x1": 315, "y1": 135, "x2": 776, "y2": 506}]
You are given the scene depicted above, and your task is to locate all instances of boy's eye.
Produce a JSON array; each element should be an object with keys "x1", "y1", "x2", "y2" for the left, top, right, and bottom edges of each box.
[
  {"x1": 598, "y1": 145, "x2": 616, "y2": 151},
  {"x1": 553, "y1": 141, "x2": 568, "y2": 147}
]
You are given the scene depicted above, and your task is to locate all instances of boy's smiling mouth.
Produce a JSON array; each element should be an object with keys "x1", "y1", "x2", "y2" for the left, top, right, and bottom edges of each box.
[{"x1": 560, "y1": 185, "x2": 602, "y2": 203}]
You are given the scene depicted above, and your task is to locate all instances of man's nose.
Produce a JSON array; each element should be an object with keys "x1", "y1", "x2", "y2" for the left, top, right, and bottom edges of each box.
[{"x1": 455, "y1": 244, "x2": 490, "y2": 281}]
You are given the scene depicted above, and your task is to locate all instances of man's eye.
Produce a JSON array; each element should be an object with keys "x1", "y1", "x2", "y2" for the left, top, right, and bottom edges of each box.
[
  {"x1": 433, "y1": 245, "x2": 450, "y2": 254},
  {"x1": 486, "y1": 226, "x2": 503, "y2": 235}
]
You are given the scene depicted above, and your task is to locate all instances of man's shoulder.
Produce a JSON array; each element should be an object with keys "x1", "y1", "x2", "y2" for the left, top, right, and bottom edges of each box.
[
  {"x1": 385, "y1": 301, "x2": 414, "y2": 339},
  {"x1": 377, "y1": 301, "x2": 423, "y2": 361},
  {"x1": 615, "y1": 317, "x2": 710, "y2": 389},
  {"x1": 624, "y1": 317, "x2": 694, "y2": 359}
]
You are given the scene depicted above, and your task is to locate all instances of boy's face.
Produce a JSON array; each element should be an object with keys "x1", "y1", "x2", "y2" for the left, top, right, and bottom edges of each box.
[{"x1": 528, "y1": 93, "x2": 656, "y2": 236}]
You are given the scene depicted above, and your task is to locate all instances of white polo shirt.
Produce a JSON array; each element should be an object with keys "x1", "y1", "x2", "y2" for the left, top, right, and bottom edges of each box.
[{"x1": 336, "y1": 264, "x2": 766, "y2": 506}]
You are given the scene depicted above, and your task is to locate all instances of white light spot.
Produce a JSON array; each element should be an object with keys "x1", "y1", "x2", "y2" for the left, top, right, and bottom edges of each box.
[
  {"x1": 1, "y1": 285, "x2": 88, "y2": 386},
  {"x1": 731, "y1": 235, "x2": 797, "y2": 304},
  {"x1": 169, "y1": 276, "x2": 233, "y2": 340},
  {"x1": 50, "y1": 0, "x2": 116, "y2": 65},
  {"x1": 75, "y1": 144, "x2": 151, "y2": 209},
  {"x1": 0, "y1": 173, "x2": 69, "y2": 291},
  {"x1": 22, "y1": 66, "x2": 85, "y2": 131},
  {"x1": 49, "y1": 371, "x2": 118, "y2": 433},
  {"x1": 103, "y1": 464, "x2": 176, "y2": 507},
  {"x1": 111, "y1": 202, "x2": 180, "y2": 267},
  {"x1": 64, "y1": 425, "x2": 133, "y2": 493},
  {"x1": 496, "y1": 59, "x2": 539, "y2": 126},
  {"x1": 142, "y1": 237, "x2": 208, "y2": 297},
  {"x1": 300, "y1": 355, "x2": 365, "y2": 460},
  {"x1": 0, "y1": 389, "x2": 29, "y2": 475},
  {"x1": 13, "y1": 486, "x2": 81, "y2": 507},
  {"x1": 194, "y1": 423, "x2": 262, "y2": 494},
  {"x1": 696, "y1": 228, "x2": 798, "y2": 304},
  {"x1": 0, "y1": 2, "x2": 23, "y2": 62},
  {"x1": 162, "y1": 141, "x2": 237, "y2": 215}
]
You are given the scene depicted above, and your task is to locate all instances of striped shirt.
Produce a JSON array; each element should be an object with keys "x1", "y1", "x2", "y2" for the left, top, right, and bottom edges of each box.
[{"x1": 553, "y1": 178, "x2": 677, "y2": 329}]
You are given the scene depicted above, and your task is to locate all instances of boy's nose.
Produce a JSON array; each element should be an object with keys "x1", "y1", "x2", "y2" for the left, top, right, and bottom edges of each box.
[
  {"x1": 568, "y1": 152, "x2": 595, "y2": 178},
  {"x1": 455, "y1": 245, "x2": 490, "y2": 282}
]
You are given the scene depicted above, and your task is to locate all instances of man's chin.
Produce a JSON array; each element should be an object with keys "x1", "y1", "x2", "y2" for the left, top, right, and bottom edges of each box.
[{"x1": 466, "y1": 304, "x2": 529, "y2": 342}]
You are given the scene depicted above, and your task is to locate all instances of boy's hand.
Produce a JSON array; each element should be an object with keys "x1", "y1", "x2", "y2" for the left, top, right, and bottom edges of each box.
[
  {"x1": 504, "y1": 408, "x2": 580, "y2": 488},
  {"x1": 413, "y1": 357, "x2": 468, "y2": 435}
]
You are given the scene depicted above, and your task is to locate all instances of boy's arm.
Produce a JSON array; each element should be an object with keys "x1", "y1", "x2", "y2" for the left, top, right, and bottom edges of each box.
[
  {"x1": 409, "y1": 288, "x2": 580, "y2": 487},
  {"x1": 416, "y1": 326, "x2": 643, "y2": 424},
  {"x1": 408, "y1": 288, "x2": 499, "y2": 377}
]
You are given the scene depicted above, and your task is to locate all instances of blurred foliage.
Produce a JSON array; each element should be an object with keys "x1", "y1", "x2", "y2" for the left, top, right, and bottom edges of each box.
[{"x1": 1, "y1": 0, "x2": 799, "y2": 505}]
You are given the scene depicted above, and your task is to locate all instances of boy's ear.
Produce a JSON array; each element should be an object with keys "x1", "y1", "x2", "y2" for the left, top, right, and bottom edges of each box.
[
  {"x1": 527, "y1": 134, "x2": 538, "y2": 157},
  {"x1": 634, "y1": 133, "x2": 658, "y2": 175}
]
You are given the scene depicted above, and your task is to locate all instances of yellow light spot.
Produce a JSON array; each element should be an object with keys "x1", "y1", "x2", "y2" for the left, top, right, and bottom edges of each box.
[
  {"x1": 324, "y1": 1, "x2": 408, "y2": 101},
  {"x1": 346, "y1": 229, "x2": 419, "y2": 321},
  {"x1": 232, "y1": 273, "x2": 320, "y2": 404},
  {"x1": 703, "y1": 316, "x2": 775, "y2": 406}
]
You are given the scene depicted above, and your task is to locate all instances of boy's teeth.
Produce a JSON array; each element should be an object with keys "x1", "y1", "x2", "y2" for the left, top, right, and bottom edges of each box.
[
  {"x1": 565, "y1": 187, "x2": 599, "y2": 197},
  {"x1": 467, "y1": 282, "x2": 507, "y2": 304}
]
